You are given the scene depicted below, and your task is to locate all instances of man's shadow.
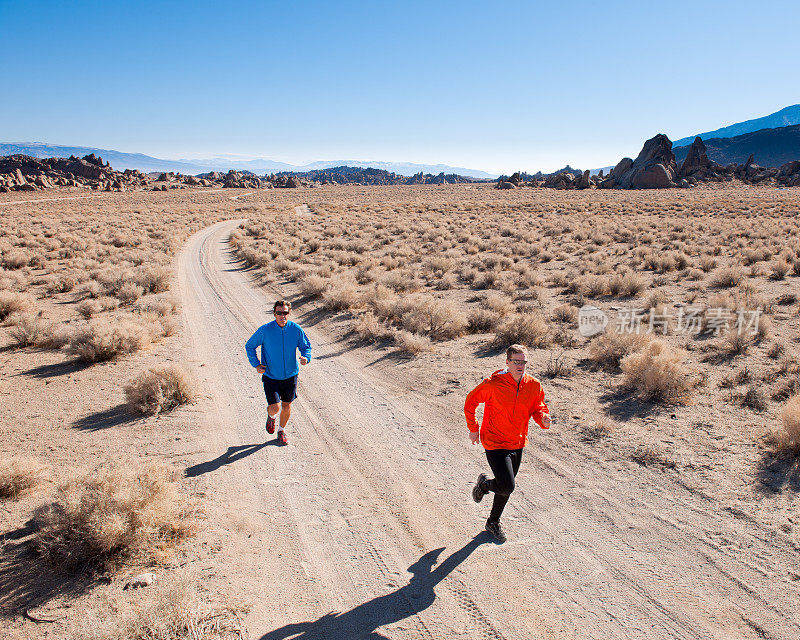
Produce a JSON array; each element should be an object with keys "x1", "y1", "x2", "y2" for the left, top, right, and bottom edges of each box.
[
  {"x1": 259, "y1": 534, "x2": 490, "y2": 640},
  {"x1": 185, "y1": 443, "x2": 268, "y2": 478}
]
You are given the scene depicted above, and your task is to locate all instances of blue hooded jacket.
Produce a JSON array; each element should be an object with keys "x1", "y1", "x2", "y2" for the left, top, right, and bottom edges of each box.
[{"x1": 245, "y1": 320, "x2": 312, "y2": 380}]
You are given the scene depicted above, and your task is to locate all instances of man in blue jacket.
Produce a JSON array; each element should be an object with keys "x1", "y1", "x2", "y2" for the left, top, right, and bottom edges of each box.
[{"x1": 245, "y1": 300, "x2": 312, "y2": 445}]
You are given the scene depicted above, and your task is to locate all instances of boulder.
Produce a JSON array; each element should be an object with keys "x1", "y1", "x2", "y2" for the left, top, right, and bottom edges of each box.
[
  {"x1": 609, "y1": 158, "x2": 633, "y2": 179},
  {"x1": 607, "y1": 134, "x2": 678, "y2": 189},
  {"x1": 679, "y1": 137, "x2": 712, "y2": 177},
  {"x1": 631, "y1": 163, "x2": 674, "y2": 189},
  {"x1": 496, "y1": 181, "x2": 516, "y2": 190}
]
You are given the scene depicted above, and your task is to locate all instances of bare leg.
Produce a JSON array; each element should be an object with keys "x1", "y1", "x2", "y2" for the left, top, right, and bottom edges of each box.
[
  {"x1": 279, "y1": 401, "x2": 292, "y2": 430},
  {"x1": 268, "y1": 403, "x2": 280, "y2": 419}
]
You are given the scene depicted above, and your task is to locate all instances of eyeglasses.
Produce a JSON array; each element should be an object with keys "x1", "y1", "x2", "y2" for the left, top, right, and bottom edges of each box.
[
  {"x1": 509, "y1": 359, "x2": 527, "y2": 365},
  {"x1": 274, "y1": 311, "x2": 290, "y2": 316}
]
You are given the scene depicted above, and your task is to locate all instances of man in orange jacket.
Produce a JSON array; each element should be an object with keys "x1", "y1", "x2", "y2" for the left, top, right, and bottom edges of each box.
[{"x1": 464, "y1": 344, "x2": 550, "y2": 542}]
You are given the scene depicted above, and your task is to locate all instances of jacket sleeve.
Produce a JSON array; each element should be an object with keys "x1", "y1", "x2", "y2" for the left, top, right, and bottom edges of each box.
[
  {"x1": 245, "y1": 326, "x2": 263, "y2": 368},
  {"x1": 529, "y1": 383, "x2": 550, "y2": 429},
  {"x1": 464, "y1": 379, "x2": 491, "y2": 433},
  {"x1": 297, "y1": 326, "x2": 312, "y2": 362}
]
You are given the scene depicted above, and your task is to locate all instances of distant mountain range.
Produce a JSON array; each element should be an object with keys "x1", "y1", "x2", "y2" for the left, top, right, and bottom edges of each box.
[
  {"x1": 673, "y1": 104, "x2": 800, "y2": 148},
  {"x1": 674, "y1": 123, "x2": 800, "y2": 168},
  {"x1": 0, "y1": 142, "x2": 497, "y2": 179}
]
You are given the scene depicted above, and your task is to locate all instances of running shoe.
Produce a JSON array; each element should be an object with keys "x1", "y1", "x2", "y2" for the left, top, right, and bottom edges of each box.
[
  {"x1": 472, "y1": 473, "x2": 488, "y2": 503},
  {"x1": 277, "y1": 430, "x2": 288, "y2": 445},
  {"x1": 485, "y1": 519, "x2": 506, "y2": 543},
  {"x1": 265, "y1": 416, "x2": 276, "y2": 435}
]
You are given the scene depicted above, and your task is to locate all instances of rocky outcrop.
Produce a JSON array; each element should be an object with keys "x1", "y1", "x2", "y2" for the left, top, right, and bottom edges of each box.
[
  {"x1": 601, "y1": 134, "x2": 678, "y2": 189},
  {"x1": 0, "y1": 154, "x2": 149, "y2": 192},
  {"x1": 679, "y1": 137, "x2": 716, "y2": 178},
  {"x1": 777, "y1": 160, "x2": 800, "y2": 187},
  {"x1": 222, "y1": 170, "x2": 264, "y2": 189}
]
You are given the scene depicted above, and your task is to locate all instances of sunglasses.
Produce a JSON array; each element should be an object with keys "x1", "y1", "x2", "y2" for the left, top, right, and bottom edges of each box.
[
  {"x1": 274, "y1": 311, "x2": 290, "y2": 316},
  {"x1": 509, "y1": 359, "x2": 527, "y2": 365}
]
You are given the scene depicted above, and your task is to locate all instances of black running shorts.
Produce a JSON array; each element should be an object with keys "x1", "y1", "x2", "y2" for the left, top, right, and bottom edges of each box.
[{"x1": 262, "y1": 375, "x2": 298, "y2": 405}]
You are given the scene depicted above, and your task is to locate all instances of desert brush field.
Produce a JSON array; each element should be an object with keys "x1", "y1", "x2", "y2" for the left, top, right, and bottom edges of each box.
[{"x1": 1, "y1": 183, "x2": 799, "y2": 640}]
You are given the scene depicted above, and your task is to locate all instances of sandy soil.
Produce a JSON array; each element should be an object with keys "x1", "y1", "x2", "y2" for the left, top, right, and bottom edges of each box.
[
  {"x1": 176, "y1": 220, "x2": 800, "y2": 639},
  {"x1": 1, "y1": 185, "x2": 799, "y2": 639}
]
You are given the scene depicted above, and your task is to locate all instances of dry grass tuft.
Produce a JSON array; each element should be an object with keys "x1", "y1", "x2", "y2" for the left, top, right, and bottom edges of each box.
[
  {"x1": 494, "y1": 313, "x2": 551, "y2": 348},
  {"x1": 7, "y1": 311, "x2": 54, "y2": 347},
  {"x1": 0, "y1": 456, "x2": 48, "y2": 499},
  {"x1": 620, "y1": 340, "x2": 698, "y2": 404},
  {"x1": 69, "y1": 318, "x2": 157, "y2": 362},
  {"x1": 780, "y1": 395, "x2": 800, "y2": 451},
  {"x1": 712, "y1": 267, "x2": 744, "y2": 288},
  {"x1": 76, "y1": 572, "x2": 245, "y2": 640},
  {"x1": 587, "y1": 331, "x2": 651, "y2": 372},
  {"x1": 401, "y1": 296, "x2": 466, "y2": 340},
  {"x1": 351, "y1": 312, "x2": 393, "y2": 343},
  {"x1": 394, "y1": 330, "x2": 433, "y2": 355},
  {"x1": 0, "y1": 291, "x2": 35, "y2": 321},
  {"x1": 124, "y1": 365, "x2": 197, "y2": 415},
  {"x1": 35, "y1": 463, "x2": 196, "y2": 570},
  {"x1": 630, "y1": 444, "x2": 677, "y2": 469}
]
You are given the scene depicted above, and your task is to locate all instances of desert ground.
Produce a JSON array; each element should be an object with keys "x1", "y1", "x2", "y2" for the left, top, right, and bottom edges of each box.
[{"x1": 1, "y1": 183, "x2": 799, "y2": 639}]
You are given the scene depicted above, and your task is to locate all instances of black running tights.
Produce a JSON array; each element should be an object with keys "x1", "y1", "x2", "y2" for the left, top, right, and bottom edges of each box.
[{"x1": 484, "y1": 448, "x2": 523, "y2": 522}]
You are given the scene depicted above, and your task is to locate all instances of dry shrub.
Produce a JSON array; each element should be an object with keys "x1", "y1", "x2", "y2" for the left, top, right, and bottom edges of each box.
[
  {"x1": 69, "y1": 318, "x2": 155, "y2": 362},
  {"x1": 712, "y1": 267, "x2": 744, "y2": 288},
  {"x1": 117, "y1": 282, "x2": 145, "y2": 305},
  {"x1": 493, "y1": 313, "x2": 551, "y2": 348},
  {"x1": 76, "y1": 572, "x2": 244, "y2": 640},
  {"x1": 0, "y1": 290, "x2": 35, "y2": 321},
  {"x1": 299, "y1": 273, "x2": 329, "y2": 298},
  {"x1": 44, "y1": 272, "x2": 79, "y2": 294},
  {"x1": 321, "y1": 281, "x2": 360, "y2": 311},
  {"x1": 79, "y1": 280, "x2": 104, "y2": 299},
  {"x1": 552, "y1": 303, "x2": 578, "y2": 324},
  {"x1": 136, "y1": 296, "x2": 179, "y2": 317},
  {"x1": 394, "y1": 330, "x2": 433, "y2": 355},
  {"x1": 770, "y1": 259, "x2": 791, "y2": 280},
  {"x1": 467, "y1": 308, "x2": 501, "y2": 333},
  {"x1": 0, "y1": 456, "x2": 48, "y2": 499},
  {"x1": 484, "y1": 292, "x2": 515, "y2": 317},
  {"x1": 741, "y1": 385, "x2": 768, "y2": 412},
  {"x1": 137, "y1": 265, "x2": 172, "y2": 293},
  {"x1": 620, "y1": 340, "x2": 698, "y2": 404},
  {"x1": 722, "y1": 329, "x2": 752, "y2": 356},
  {"x1": 35, "y1": 463, "x2": 196, "y2": 570},
  {"x1": 587, "y1": 331, "x2": 651, "y2": 371},
  {"x1": 401, "y1": 296, "x2": 466, "y2": 340},
  {"x1": 780, "y1": 395, "x2": 800, "y2": 450},
  {"x1": 125, "y1": 365, "x2": 197, "y2": 415},
  {"x1": 608, "y1": 270, "x2": 646, "y2": 297},
  {"x1": 8, "y1": 312, "x2": 54, "y2": 347},
  {"x1": 2, "y1": 248, "x2": 30, "y2": 269},
  {"x1": 351, "y1": 312, "x2": 393, "y2": 343},
  {"x1": 78, "y1": 298, "x2": 105, "y2": 319}
]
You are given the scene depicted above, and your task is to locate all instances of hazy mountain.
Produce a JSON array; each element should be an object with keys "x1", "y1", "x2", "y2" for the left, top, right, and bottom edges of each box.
[
  {"x1": 1, "y1": 142, "x2": 496, "y2": 178},
  {"x1": 673, "y1": 104, "x2": 800, "y2": 148},
  {"x1": 0, "y1": 142, "x2": 205, "y2": 174},
  {"x1": 674, "y1": 124, "x2": 800, "y2": 167}
]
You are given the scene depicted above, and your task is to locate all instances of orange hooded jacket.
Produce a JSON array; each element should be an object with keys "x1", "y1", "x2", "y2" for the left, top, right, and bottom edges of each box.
[{"x1": 464, "y1": 369, "x2": 549, "y2": 450}]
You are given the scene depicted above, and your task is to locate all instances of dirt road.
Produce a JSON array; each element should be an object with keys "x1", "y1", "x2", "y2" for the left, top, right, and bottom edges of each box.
[{"x1": 177, "y1": 220, "x2": 800, "y2": 640}]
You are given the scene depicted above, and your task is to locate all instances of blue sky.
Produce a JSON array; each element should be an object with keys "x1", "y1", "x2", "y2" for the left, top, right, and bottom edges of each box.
[{"x1": 1, "y1": 0, "x2": 798, "y2": 173}]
